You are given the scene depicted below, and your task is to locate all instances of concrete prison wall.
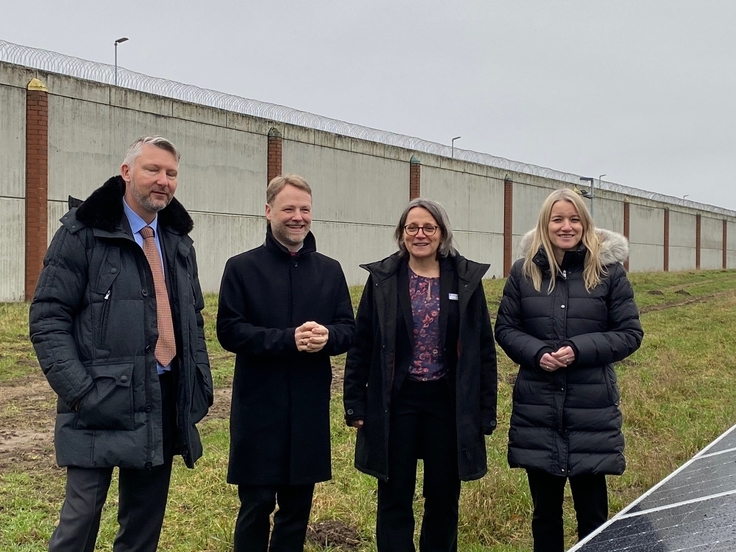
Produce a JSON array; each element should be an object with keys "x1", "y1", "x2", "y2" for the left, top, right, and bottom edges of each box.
[{"x1": 1, "y1": 59, "x2": 736, "y2": 302}]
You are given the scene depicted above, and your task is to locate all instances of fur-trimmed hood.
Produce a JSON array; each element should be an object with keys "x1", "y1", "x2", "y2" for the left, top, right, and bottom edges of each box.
[
  {"x1": 70, "y1": 175, "x2": 194, "y2": 235},
  {"x1": 519, "y1": 227, "x2": 629, "y2": 265}
]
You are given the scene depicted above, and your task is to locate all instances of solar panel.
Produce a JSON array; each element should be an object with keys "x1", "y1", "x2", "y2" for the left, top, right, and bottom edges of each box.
[{"x1": 569, "y1": 423, "x2": 736, "y2": 552}]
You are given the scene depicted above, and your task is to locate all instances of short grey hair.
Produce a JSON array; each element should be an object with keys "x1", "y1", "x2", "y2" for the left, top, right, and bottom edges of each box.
[
  {"x1": 394, "y1": 198, "x2": 457, "y2": 258},
  {"x1": 122, "y1": 136, "x2": 181, "y2": 167}
]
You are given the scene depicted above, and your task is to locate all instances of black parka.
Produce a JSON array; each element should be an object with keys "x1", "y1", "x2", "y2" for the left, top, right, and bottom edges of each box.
[
  {"x1": 343, "y1": 253, "x2": 497, "y2": 482},
  {"x1": 29, "y1": 176, "x2": 213, "y2": 470},
  {"x1": 495, "y1": 229, "x2": 643, "y2": 477},
  {"x1": 217, "y1": 227, "x2": 355, "y2": 485}
]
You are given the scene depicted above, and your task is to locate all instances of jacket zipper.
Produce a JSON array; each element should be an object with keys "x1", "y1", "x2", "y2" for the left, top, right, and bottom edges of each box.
[{"x1": 98, "y1": 288, "x2": 112, "y2": 348}]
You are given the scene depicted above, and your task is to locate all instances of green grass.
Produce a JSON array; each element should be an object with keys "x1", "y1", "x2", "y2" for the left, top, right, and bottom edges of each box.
[{"x1": 3, "y1": 270, "x2": 736, "y2": 550}]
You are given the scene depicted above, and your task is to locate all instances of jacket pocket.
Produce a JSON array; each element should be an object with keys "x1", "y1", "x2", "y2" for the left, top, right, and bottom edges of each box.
[
  {"x1": 75, "y1": 362, "x2": 135, "y2": 431},
  {"x1": 190, "y1": 363, "x2": 213, "y2": 424}
]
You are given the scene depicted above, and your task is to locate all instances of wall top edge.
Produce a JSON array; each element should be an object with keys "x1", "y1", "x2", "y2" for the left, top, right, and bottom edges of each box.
[{"x1": 2, "y1": 39, "x2": 735, "y2": 219}]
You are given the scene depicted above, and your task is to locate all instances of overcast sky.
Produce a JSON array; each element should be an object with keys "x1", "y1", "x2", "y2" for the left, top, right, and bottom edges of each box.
[{"x1": 2, "y1": 1, "x2": 735, "y2": 210}]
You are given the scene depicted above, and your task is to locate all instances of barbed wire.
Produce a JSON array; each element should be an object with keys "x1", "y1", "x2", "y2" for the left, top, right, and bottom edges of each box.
[{"x1": 2, "y1": 38, "x2": 733, "y2": 217}]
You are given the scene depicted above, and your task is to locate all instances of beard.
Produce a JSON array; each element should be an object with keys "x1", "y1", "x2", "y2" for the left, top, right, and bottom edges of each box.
[
  {"x1": 270, "y1": 220, "x2": 309, "y2": 248},
  {"x1": 130, "y1": 180, "x2": 172, "y2": 213}
]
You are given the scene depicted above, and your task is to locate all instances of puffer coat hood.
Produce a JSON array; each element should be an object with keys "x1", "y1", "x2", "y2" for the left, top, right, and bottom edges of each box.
[
  {"x1": 518, "y1": 227, "x2": 630, "y2": 266},
  {"x1": 495, "y1": 228, "x2": 643, "y2": 477}
]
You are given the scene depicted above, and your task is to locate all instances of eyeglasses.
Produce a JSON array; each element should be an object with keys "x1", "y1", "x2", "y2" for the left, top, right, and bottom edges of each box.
[{"x1": 404, "y1": 224, "x2": 439, "y2": 236}]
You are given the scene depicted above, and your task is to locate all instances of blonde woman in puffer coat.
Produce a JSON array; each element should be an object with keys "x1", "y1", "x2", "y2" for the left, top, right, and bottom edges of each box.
[{"x1": 495, "y1": 188, "x2": 643, "y2": 552}]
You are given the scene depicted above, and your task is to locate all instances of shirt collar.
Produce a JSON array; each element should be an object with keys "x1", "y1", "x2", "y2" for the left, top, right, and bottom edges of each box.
[{"x1": 123, "y1": 198, "x2": 159, "y2": 236}]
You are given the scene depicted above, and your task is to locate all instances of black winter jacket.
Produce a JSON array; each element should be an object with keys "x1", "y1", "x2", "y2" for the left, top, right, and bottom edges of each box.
[
  {"x1": 343, "y1": 253, "x2": 497, "y2": 482},
  {"x1": 29, "y1": 176, "x2": 213, "y2": 470},
  {"x1": 495, "y1": 229, "x2": 643, "y2": 477},
  {"x1": 217, "y1": 227, "x2": 355, "y2": 485}
]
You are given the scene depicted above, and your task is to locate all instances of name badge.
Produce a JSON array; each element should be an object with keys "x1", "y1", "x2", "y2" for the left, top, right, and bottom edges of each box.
[{"x1": 449, "y1": 293, "x2": 459, "y2": 301}]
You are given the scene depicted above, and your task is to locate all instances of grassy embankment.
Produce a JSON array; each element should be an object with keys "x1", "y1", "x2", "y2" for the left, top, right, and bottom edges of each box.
[{"x1": 1, "y1": 269, "x2": 736, "y2": 551}]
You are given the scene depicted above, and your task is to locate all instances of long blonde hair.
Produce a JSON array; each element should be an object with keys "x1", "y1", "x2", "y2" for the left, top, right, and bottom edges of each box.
[{"x1": 522, "y1": 188, "x2": 605, "y2": 292}]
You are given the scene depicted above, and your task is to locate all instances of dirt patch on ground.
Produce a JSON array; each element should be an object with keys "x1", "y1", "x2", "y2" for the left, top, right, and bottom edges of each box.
[
  {"x1": 0, "y1": 371, "x2": 57, "y2": 474},
  {"x1": 306, "y1": 519, "x2": 362, "y2": 550},
  {"x1": 639, "y1": 290, "x2": 734, "y2": 314},
  {"x1": 205, "y1": 386, "x2": 233, "y2": 420}
]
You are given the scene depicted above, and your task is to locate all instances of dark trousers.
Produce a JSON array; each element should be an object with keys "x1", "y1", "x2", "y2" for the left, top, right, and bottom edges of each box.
[
  {"x1": 526, "y1": 470, "x2": 608, "y2": 552},
  {"x1": 48, "y1": 371, "x2": 177, "y2": 552},
  {"x1": 234, "y1": 484, "x2": 315, "y2": 552},
  {"x1": 377, "y1": 379, "x2": 461, "y2": 552}
]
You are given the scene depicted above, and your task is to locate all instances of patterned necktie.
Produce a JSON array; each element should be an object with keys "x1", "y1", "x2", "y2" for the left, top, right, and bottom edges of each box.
[{"x1": 140, "y1": 226, "x2": 176, "y2": 366}]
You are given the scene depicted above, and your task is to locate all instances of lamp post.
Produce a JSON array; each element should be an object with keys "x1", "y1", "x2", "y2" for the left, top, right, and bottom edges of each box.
[
  {"x1": 451, "y1": 136, "x2": 461, "y2": 158},
  {"x1": 579, "y1": 176, "x2": 594, "y2": 216},
  {"x1": 596, "y1": 173, "x2": 606, "y2": 217},
  {"x1": 114, "y1": 37, "x2": 129, "y2": 86}
]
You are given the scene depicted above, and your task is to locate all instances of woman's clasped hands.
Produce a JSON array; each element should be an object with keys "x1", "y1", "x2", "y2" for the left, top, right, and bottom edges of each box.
[{"x1": 539, "y1": 345, "x2": 575, "y2": 372}]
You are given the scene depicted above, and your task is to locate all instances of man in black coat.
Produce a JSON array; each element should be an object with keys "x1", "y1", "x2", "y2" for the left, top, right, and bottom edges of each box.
[
  {"x1": 217, "y1": 174, "x2": 355, "y2": 552},
  {"x1": 29, "y1": 136, "x2": 213, "y2": 552}
]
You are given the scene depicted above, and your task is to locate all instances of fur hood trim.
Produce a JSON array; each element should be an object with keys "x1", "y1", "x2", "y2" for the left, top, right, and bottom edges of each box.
[
  {"x1": 73, "y1": 175, "x2": 193, "y2": 235},
  {"x1": 519, "y1": 228, "x2": 629, "y2": 265}
]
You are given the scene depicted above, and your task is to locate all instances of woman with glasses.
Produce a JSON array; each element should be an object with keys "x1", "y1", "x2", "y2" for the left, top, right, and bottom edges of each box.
[
  {"x1": 495, "y1": 188, "x2": 643, "y2": 551},
  {"x1": 343, "y1": 198, "x2": 497, "y2": 551}
]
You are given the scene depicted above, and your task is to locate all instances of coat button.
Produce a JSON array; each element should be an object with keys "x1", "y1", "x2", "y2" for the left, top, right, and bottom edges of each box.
[
  {"x1": 145, "y1": 345, "x2": 151, "y2": 352},
  {"x1": 347, "y1": 409, "x2": 354, "y2": 415},
  {"x1": 120, "y1": 375, "x2": 128, "y2": 383},
  {"x1": 142, "y1": 289, "x2": 149, "y2": 297},
  {"x1": 145, "y1": 404, "x2": 152, "y2": 412},
  {"x1": 145, "y1": 462, "x2": 152, "y2": 469},
  {"x1": 560, "y1": 304, "x2": 566, "y2": 309}
]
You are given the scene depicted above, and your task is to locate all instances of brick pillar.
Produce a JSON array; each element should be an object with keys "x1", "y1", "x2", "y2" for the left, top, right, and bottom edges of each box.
[
  {"x1": 503, "y1": 176, "x2": 513, "y2": 276},
  {"x1": 623, "y1": 200, "x2": 630, "y2": 271},
  {"x1": 267, "y1": 127, "x2": 282, "y2": 184},
  {"x1": 26, "y1": 77, "x2": 49, "y2": 301},
  {"x1": 663, "y1": 208, "x2": 670, "y2": 272},
  {"x1": 409, "y1": 155, "x2": 421, "y2": 200},
  {"x1": 695, "y1": 214, "x2": 701, "y2": 270},
  {"x1": 723, "y1": 220, "x2": 728, "y2": 269}
]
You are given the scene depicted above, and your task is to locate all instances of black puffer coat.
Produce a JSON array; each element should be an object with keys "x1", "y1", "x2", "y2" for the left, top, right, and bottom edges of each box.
[
  {"x1": 217, "y1": 227, "x2": 355, "y2": 486},
  {"x1": 495, "y1": 229, "x2": 643, "y2": 477},
  {"x1": 30, "y1": 176, "x2": 212, "y2": 470},
  {"x1": 343, "y1": 253, "x2": 497, "y2": 482}
]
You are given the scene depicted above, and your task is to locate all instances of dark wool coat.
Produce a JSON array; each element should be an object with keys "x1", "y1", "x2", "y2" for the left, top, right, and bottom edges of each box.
[
  {"x1": 495, "y1": 229, "x2": 643, "y2": 477},
  {"x1": 217, "y1": 227, "x2": 355, "y2": 486},
  {"x1": 29, "y1": 176, "x2": 213, "y2": 470},
  {"x1": 343, "y1": 253, "x2": 497, "y2": 482}
]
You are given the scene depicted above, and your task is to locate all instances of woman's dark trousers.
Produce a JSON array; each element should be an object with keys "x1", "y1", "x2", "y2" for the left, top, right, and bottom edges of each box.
[
  {"x1": 526, "y1": 470, "x2": 608, "y2": 552},
  {"x1": 377, "y1": 379, "x2": 461, "y2": 552}
]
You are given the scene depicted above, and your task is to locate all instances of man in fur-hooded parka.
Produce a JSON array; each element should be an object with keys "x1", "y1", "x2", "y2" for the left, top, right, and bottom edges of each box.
[
  {"x1": 30, "y1": 177, "x2": 212, "y2": 471},
  {"x1": 495, "y1": 229, "x2": 643, "y2": 477},
  {"x1": 30, "y1": 176, "x2": 212, "y2": 469},
  {"x1": 29, "y1": 138, "x2": 212, "y2": 551}
]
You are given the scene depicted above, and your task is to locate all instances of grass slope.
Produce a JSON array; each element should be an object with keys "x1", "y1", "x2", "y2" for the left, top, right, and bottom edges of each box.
[{"x1": 1, "y1": 270, "x2": 735, "y2": 551}]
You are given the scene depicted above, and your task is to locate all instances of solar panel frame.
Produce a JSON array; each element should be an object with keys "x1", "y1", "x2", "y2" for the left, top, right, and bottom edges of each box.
[{"x1": 568, "y1": 422, "x2": 736, "y2": 552}]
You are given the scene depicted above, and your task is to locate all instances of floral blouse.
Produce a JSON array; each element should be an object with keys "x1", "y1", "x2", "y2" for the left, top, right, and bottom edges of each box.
[{"x1": 407, "y1": 267, "x2": 445, "y2": 381}]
